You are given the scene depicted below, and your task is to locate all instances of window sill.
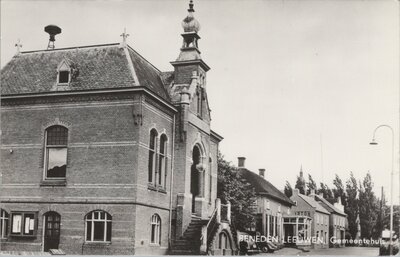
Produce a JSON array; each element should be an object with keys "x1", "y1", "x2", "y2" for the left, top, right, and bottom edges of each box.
[
  {"x1": 10, "y1": 234, "x2": 36, "y2": 239},
  {"x1": 40, "y1": 179, "x2": 67, "y2": 187},
  {"x1": 84, "y1": 241, "x2": 111, "y2": 245},
  {"x1": 147, "y1": 185, "x2": 167, "y2": 194}
]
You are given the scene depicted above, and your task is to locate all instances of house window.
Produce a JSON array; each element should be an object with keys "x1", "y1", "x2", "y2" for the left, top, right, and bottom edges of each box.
[
  {"x1": 85, "y1": 210, "x2": 112, "y2": 242},
  {"x1": 158, "y1": 134, "x2": 167, "y2": 188},
  {"x1": 0, "y1": 209, "x2": 9, "y2": 238},
  {"x1": 58, "y1": 70, "x2": 70, "y2": 84},
  {"x1": 148, "y1": 129, "x2": 158, "y2": 184},
  {"x1": 150, "y1": 214, "x2": 161, "y2": 245},
  {"x1": 45, "y1": 126, "x2": 68, "y2": 179},
  {"x1": 10, "y1": 212, "x2": 37, "y2": 237}
]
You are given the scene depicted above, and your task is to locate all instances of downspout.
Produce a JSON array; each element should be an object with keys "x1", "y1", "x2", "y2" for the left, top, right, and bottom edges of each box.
[{"x1": 168, "y1": 114, "x2": 176, "y2": 250}]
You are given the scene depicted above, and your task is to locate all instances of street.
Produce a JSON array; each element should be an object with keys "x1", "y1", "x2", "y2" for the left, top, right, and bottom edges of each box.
[{"x1": 257, "y1": 247, "x2": 379, "y2": 256}]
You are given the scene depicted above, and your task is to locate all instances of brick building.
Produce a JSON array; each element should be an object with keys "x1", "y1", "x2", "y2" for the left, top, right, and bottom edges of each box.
[
  {"x1": 236, "y1": 158, "x2": 294, "y2": 248},
  {"x1": 310, "y1": 193, "x2": 347, "y2": 247},
  {"x1": 0, "y1": 1, "x2": 236, "y2": 255},
  {"x1": 290, "y1": 189, "x2": 330, "y2": 249}
]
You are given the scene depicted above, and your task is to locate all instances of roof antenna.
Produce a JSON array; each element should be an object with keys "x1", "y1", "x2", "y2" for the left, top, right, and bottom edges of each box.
[
  {"x1": 44, "y1": 25, "x2": 62, "y2": 50},
  {"x1": 15, "y1": 39, "x2": 22, "y2": 55}
]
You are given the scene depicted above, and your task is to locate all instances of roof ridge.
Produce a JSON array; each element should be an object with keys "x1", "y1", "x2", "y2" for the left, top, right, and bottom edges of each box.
[
  {"x1": 20, "y1": 43, "x2": 120, "y2": 54},
  {"x1": 126, "y1": 45, "x2": 161, "y2": 73}
]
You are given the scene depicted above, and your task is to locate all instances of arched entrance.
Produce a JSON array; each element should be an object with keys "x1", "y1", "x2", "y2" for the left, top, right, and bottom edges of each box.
[
  {"x1": 43, "y1": 211, "x2": 61, "y2": 251},
  {"x1": 191, "y1": 145, "x2": 201, "y2": 213}
]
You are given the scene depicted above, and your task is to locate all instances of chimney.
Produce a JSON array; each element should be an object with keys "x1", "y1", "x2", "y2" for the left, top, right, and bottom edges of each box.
[
  {"x1": 337, "y1": 197, "x2": 342, "y2": 205},
  {"x1": 238, "y1": 157, "x2": 246, "y2": 168},
  {"x1": 319, "y1": 192, "x2": 324, "y2": 197},
  {"x1": 293, "y1": 188, "x2": 300, "y2": 195},
  {"x1": 259, "y1": 169, "x2": 265, "y2": 178},
  {"x1": 310, "y1": 189, "x2": 316, "y2": 196}
]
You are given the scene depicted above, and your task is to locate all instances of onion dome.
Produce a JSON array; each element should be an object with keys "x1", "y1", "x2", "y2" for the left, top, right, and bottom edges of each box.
[{"x1": 182, "y1": 0, "x2": 200, "y2": 33}]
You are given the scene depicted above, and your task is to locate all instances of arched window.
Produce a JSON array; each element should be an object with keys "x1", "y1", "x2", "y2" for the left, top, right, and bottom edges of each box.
[
  {"x1": 0, "y1": 209, "x2": 9, "y2": 238},
  {"x1": 158, "y1": 134, "x2": 168, "y2": 188},
  {"x1": 219, "y1": 231, "x2": 231, "y2": 249},
  {"x1": 148, "y1": 129, "x2": 158, "y2": 184},
  {"x1": 150, "y1": 214, "x2": 161, "y2": 245},
  {"x1": 85, "y1": 210, "x2": 112, "y2": 242},
  {"x1": 45, "y1": 126, "x2": 68, "y2": 179}
]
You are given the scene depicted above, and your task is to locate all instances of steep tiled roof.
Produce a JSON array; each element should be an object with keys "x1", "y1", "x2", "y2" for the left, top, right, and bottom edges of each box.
[
  {"x1": 1, "y1": 43, "x2": 170, "y2": 101},
  {"x1": 297, "y1": 194, "x2": 330, "y2": 215},
  {"x1": 238, "y1": 168, "x2": 294, "y2": 206},
  {"x1": 313, "y1": 194, "x2": 347, "y2": 216}
]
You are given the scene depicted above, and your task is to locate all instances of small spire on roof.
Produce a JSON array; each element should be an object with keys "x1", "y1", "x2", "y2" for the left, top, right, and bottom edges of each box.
[
  {"x1": 15, "y1": 39, "x2": 22, "y2": 54},
  {"x1": 188, "y1": 0, "x2": 194, "y2": 12},
  {"x1": 120, "y1": 28, "x2": 129, "y2": 48}
]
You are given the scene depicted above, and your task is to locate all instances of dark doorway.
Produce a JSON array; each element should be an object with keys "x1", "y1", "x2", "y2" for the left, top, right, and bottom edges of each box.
[
  {"x1": 284, "y1": 224, "x2": 295, "y2": 246},
  {"x1": 44, "y1": 212, "x2": 61, "y2": 252},
  {"x1": 191, "y1": 146, "x2": 201, "y2": 213}
]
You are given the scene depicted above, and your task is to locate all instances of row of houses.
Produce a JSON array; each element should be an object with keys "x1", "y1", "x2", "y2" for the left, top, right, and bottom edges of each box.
[{"x1": 236, "y1": 158, "x2": 347, "y2": 250}]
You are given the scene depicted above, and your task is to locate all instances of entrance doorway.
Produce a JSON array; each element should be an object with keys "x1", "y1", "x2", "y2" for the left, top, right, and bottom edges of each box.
[
  {"x1": 44, "y1": 212, "x2": 61, "y2": 251},
  {"x1": 191, "y1": 146, "x2": 201, "y2": 213}
]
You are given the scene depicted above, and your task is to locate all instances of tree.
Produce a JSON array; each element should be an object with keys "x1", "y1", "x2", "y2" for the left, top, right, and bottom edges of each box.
[
  {"x1": 359, "y1": 172, "x2": 380, "y2": 239},
  {"x1": 317, "y1": 182, "x2": 334, "y2": 203},
  {"x1": 332, "y1": 174, "x2": 346, "y2": 206},
  {"x1": 306, "y1": 174, "x2": 317, "y2": 195},
  {"x1": 346, "y1": 172, "x2": 359, "y2": 239},
  {"x1": 284, "y1": 181, "x2": 293, "y2": 198},
  {"x1": 217, "y1": 153, "x2": 256, "y2": 232}
]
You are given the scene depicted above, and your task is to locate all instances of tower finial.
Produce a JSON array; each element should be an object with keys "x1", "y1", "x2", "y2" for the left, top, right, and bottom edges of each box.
[
  {"x1": 15, "y1": 39, "x2": 22, "y2": 55},
  {"x1": 188, "y1": 0, "x2": 194, "y2": 12}
]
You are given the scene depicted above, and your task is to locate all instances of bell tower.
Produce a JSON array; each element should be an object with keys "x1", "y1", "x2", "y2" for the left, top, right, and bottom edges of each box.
[{"x1": 171, "y1": 0, "x2": 210, "y2": 85}]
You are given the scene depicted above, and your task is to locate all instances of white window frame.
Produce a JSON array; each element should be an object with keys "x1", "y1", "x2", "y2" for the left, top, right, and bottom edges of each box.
[
  {"x1": 85, "y1": 210, "x2": 112, "y2": 243},
  {"x1": 43, "y1": 126, "x2": 68, "y2": 180},
  {"x1": 150, "y1": 214, "x2": 161, "y2": 245}
]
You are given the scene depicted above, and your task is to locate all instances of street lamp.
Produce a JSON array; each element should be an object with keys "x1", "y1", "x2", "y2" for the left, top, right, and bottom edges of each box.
[{"x1": 370, "y1": 124, "x2": 395, "y2": 256}]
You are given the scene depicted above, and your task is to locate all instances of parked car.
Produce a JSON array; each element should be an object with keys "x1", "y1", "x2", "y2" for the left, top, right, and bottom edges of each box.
[{"x1": 236, "y1": 231, "x2": 277, "y2": 255}]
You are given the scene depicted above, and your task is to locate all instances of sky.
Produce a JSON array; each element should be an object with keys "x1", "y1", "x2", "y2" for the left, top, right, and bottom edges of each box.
[{"x1": 1, "y1": 0, "x2": 399, "y2": 202}]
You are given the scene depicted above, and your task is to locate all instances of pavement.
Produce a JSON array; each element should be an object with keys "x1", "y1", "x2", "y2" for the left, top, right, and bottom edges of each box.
[{"x1": 255, "y1": 246, "x2": 379, "y2": 256}]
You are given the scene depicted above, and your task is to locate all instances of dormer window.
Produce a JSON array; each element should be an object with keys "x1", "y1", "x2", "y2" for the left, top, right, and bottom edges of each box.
[
  {"x1": 58, "y1": 70, "x2": 70, "y2": 84},
  {"x1": 57, "y1": 59, "x2": 73, "y2": 85}
]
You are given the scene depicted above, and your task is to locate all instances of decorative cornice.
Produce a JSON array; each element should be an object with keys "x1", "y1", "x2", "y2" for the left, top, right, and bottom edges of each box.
[{"x1": 1, "y1": 87, "x2": 177, "y2": 113}]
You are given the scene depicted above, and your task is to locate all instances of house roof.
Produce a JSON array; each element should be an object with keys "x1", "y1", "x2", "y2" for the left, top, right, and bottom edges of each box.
[
  {"x1": 237, "y1": 168, "x2": 294, "y2": 206},
  {"x1": 1, "y1": 43, "x2": 170, "y2": 101},
  {"x1": 297, "y1": 194, "x2": 330, "y2": 215},
  {"x1": 313, "y1": 194, "x2": 347, "y2": 216}
]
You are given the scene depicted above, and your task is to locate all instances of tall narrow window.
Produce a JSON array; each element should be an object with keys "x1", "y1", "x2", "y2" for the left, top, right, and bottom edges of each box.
[
  {"x1": 158, "y1": 134, "x2": 167, "y2": 188},
  {"x1": 0, "y1": 209, "x2": 9, "y2": 238},
  {"x1": 209, "y1": 158, "x2": 212, "y2": 203},
  {"x1": 45, "y1": 126, "x2": 68, "y2": 179},
  {"x1": 148, "y1": 129, "x2": 158, "y2": 184},
  {"x1": 85, "y1": 210, "x2": 112, "y2": 242},
  {"x1": 150, "y1": 214, "x2": 161, "y2": 245},
  {"x1": 196, "y1": 86, "x2": 203, "y2": 117}
]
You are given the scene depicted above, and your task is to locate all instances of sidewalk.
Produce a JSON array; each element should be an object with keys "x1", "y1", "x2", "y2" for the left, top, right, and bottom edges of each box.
[{"x1": 256, "y1": 247, "x2": 303, "y2": 256}]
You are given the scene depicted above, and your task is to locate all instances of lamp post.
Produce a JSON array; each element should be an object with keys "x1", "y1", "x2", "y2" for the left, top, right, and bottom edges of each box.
[{"x1": 370, "y1": 124, "x2": 394, "y2": 255}]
